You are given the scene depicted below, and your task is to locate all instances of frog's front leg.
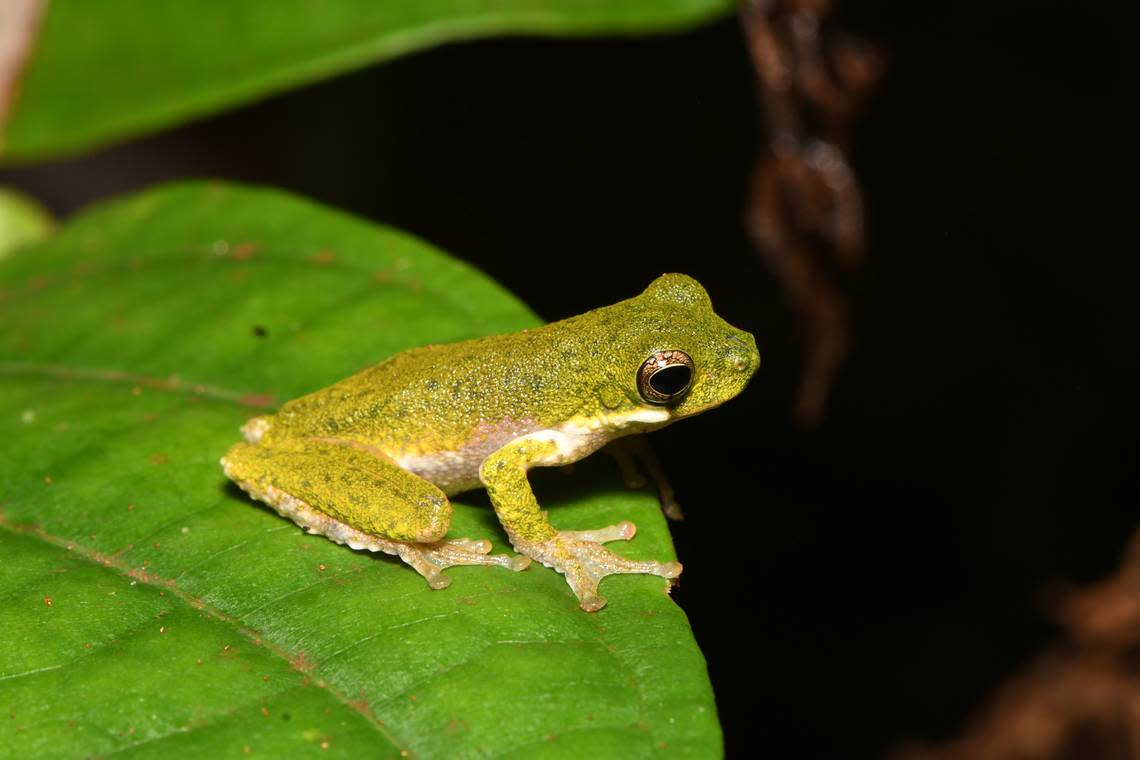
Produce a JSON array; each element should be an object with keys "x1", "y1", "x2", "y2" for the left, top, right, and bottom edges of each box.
[
  {"x1": 222, "y1": 439, "x2": 529, "y2": 590},
  {"x1": 480, "y1": 435, "x2": 682, "y2": 611}
]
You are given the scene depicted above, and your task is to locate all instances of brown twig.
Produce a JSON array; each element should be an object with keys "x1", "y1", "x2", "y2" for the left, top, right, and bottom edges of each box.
[{"x1": 740, "y1": 0, "x2": 881, "y2": 426}]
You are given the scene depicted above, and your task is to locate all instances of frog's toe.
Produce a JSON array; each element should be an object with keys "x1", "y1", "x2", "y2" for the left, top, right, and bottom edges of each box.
[
  {"x1": 446, "y1": 537, "x2": 493, "y2": 554},
  {"x1": 427, "y1": 572, "x2": 452, "y2": 590},
  {"x1": 579, "y1": 591, "x2": 608, "y2": 613},
  {"x1": 395, "y1": 544, "x2": 453, "y2": 589},
  {"x1": 561, "y1": 520, "x2": 637, "y2": 543},
  {"x1": 443, "y1": 538, "x2": 531, "y2": 572}
]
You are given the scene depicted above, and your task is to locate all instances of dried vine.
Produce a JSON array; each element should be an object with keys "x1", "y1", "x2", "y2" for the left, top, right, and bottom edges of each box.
[{"x1": 740, "y1": 0, "x2": 880, "y2": 426}]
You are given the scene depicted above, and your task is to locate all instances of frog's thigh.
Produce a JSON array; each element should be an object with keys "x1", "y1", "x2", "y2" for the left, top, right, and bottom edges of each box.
[{"x1": 222, "y1": 439, "x2": 450, "y2": 543}]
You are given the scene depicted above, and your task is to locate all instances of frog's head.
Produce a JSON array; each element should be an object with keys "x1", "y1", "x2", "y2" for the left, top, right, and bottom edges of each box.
[{"x1": 605, "y1": 273, "x2": 759, "y2": 421}]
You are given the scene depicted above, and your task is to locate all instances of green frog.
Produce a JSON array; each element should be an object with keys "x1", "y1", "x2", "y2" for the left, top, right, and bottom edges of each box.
[{"x1": 221, "y1": 273, "x2": 758, "y2": 611}]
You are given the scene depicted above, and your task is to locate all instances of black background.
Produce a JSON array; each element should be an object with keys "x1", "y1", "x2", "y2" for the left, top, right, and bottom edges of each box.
[{"x1": 2, "y1": 2, "x2": 1136, "y2": 756}]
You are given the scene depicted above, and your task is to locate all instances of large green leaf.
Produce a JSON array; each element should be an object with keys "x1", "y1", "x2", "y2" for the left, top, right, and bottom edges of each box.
[
  {"x1": 0, "y1": 0, "x2": 732, "y2": 162},
  {"x1": 0, "y1": 182, "x2": 720, "y2": 757}
]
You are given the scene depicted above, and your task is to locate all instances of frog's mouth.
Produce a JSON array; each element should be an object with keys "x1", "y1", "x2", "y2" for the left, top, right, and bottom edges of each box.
[
  {"x1": 670, "y1": 374, "x2": 758, "y2": 418},
  {"x1": 668, "y1": 397, "x2": 729, "y2": 419}
]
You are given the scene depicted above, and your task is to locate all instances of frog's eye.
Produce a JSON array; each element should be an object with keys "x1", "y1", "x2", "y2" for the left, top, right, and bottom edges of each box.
[{"x1": 637, "y1": 350, "x2": 694, "y2": 405}]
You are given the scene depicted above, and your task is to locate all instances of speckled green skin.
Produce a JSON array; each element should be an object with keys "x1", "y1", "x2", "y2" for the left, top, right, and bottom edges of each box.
[{"x1": 222, "y1": 274, "x2": 759, "y2": 603}]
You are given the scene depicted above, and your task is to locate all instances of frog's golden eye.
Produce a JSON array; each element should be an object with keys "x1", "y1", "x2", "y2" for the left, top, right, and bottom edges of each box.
[{"x1": 637, "y1": 350, "x2": 694, "y2": 405}]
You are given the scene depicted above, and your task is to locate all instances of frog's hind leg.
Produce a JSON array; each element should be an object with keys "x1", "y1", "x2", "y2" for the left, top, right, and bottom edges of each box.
[
  {"x1": 604, "y1": 437, "x2": 684, "y2": 520},
  {"x1": 221, "y1": 439, "x2": 529, "y2": 589}
]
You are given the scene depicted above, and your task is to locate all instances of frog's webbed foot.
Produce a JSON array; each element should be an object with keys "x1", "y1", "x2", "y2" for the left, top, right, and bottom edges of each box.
[
  {"x1": 395, "y1": 538, "x2": 531, "y2": 590},
  {"x1": 510, "y1": 522, "x2": 682, "y2": 612}
]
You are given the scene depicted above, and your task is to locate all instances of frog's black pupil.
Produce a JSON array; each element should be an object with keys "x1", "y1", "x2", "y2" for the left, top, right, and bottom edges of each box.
[{"x1": 649, "y1": 365, "x2": 691, "y2": 397}]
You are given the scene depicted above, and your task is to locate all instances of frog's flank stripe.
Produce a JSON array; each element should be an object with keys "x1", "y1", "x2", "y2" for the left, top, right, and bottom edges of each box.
[
  {"x1": 0, "y1": 361, "x2": 276, "y2": 409},
  {"x1": 0, "y1": 513, "x2": 412, "y2": 754}
]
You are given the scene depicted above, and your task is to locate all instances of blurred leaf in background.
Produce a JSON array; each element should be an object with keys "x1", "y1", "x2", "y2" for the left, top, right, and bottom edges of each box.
[{"x1": 0, "y1": 0, "x2": 732, "y2": 162}]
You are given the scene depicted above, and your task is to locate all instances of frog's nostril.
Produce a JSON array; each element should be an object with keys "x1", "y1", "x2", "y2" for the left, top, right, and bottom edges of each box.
[
  {"x1": 724, "y1": 348, "x2": 753, "y2": 373},
  {"x1": 723, "y1": 332, "x2": 759, "y2": 373}
]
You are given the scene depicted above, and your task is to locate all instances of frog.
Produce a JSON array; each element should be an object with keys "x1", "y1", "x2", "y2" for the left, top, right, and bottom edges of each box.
[{"x1": 221, "y1": 273, "x2": 759, "y2": 611}]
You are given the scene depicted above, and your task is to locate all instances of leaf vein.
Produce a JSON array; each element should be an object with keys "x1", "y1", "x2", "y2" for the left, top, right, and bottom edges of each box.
[
  {"x1": 0, "y1": 361, "x2": 272, "y2": 409},
  {"x1": 0, "y1": 515, "x2": 416, "y2": 755},
  {"x1": 0, "y1": 662, "x2": 65, "y2": 683}
]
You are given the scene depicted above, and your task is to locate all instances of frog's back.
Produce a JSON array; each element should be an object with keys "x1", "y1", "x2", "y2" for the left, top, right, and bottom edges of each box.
[{"x1": 263, "y1": 323, "x2": 592, "y2": 457}]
